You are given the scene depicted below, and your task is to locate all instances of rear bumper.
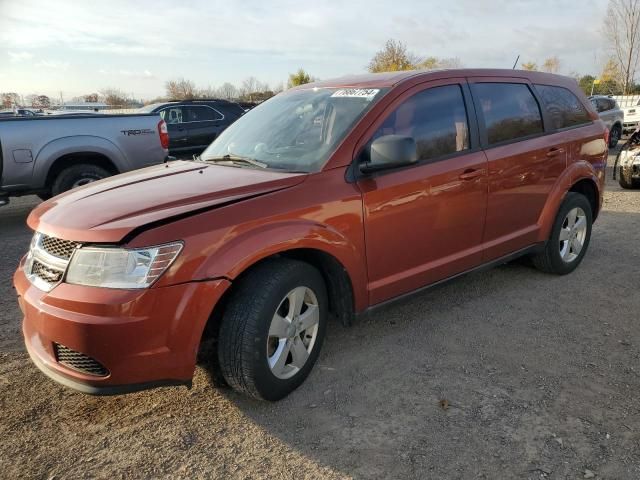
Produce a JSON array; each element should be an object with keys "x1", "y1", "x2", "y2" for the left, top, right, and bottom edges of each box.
[{"x1": 14, "y1": 263, "x2": 230, "y2": 394}]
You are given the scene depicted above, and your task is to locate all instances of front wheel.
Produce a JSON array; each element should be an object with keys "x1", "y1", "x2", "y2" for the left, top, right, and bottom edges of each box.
[
  {"x1": 218, "y1": 258, "x2": 328, "y2": 401},
  {"x1": 532, "y1": 192, "x2": 593, "y2": 275}
]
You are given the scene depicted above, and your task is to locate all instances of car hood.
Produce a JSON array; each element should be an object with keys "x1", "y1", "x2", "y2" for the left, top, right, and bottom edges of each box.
[{"x1": 28, "y1": 161, "x2": 306, "y2": 242}]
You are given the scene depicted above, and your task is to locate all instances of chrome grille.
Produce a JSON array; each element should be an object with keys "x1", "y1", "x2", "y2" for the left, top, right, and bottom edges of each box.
[
  {"x1": 54, "y1": 343, "x2": 109, "y2": 377},
  {"x1": 25, "y1": 232, "x2": 82, "y2": 291},
  {"x1": 41, "y1": 235, "x2": 79, "y2": 260},
  {"x1": 31, "y1": 259, "x2": 64, "y2": 283}
]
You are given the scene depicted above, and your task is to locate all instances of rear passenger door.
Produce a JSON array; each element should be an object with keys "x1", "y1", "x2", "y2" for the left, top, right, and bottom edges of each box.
[
  {"x1": 469, "y1": 79, "x2": 567, "y2": 261},
  {"x1": 183, "y1": 106, "x2": 225, "y2": 150}
]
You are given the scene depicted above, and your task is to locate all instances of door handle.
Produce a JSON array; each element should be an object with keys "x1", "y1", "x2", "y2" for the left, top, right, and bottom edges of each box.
[
  {"x1": 546, "y1": 147, "x2": 565, "y2": 157},
  {"x1": 459, "y1": 168, "x2": 484, "y2": 180}
]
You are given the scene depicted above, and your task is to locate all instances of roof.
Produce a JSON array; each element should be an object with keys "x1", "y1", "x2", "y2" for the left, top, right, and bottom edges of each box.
[{"x1": 291, "y1": 68, "x2": 578, "y2": 90}]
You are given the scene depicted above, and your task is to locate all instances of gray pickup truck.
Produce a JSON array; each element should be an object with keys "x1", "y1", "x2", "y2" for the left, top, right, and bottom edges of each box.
[{"x1": 0, "y1": 113, "x2": 168, "y2": 205}]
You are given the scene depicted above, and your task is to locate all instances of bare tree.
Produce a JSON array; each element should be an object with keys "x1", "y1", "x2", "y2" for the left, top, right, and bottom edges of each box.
[
  {"x1": 240, "y1": 77, "x2": 259, "y2": 98},
  {"x1": 541, "y1": 56, "x2": 560, "y2": 73},
  {"x1": 368, "y1": 39, "x2": 418, "y2": 73},
  {"x1": 100, "y1": 87, "x2": 129, "y2": 106},
  {"x1": 83, "y1": 93, "x2": 99, "y2": 103},
  {"x1": 25, "y1": 94, "x2": 38, "y2": 107},
  {"x1": 604, "y1": 0, "x2": 640, "y2": 94},
  {"x1": 198, "y1": 86, "x2": 218, "y2": 98},
  {"x1": 165, "y1": 78, "x2": 197, "y2": 100},
  {"x1": 218, "y1": 82, "x2": 237, "y2": 100}
]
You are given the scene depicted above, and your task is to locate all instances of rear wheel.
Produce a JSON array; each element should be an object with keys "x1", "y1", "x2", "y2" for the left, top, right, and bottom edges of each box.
[
  {"x1": 609, "y1": 124, "x2": 621, "y2": 148},
  {"x1": 532, "y1": 192, "x2": 592, "y2": 275},
  {"x1": 50, "y1": 164, "x2": 111, "y2": 197},
  {"x1": 217, "y1": 258, "x2": 328, "y2": 400}
]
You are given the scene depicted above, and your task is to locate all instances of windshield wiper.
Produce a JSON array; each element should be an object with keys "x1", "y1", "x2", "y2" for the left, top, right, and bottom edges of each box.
[{"x1": 204, "y1": 154, "x2": 268, "y2": 169}]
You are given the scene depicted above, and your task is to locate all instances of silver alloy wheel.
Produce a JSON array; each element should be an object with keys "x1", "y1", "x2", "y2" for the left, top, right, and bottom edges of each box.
[
  {"x1": 267, "y1": 286, "x2": 320, "y2": 379},
  {"x1": 559, "y1": 206, "x2": 587, "y2": 263}
]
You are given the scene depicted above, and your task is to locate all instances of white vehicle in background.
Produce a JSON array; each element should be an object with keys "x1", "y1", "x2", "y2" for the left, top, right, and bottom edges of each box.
[
  {"x1": 610, "y1": 95, "x2": 640, "y2": 134},
  {"x1": 621, "y1": 99, "x2": 640, "y2": 134}
]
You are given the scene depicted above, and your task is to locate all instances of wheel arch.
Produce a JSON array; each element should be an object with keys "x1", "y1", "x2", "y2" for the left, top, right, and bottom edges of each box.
[
  {"x1": 569, "y1": 178, "x2": 599, "y2": 220},
  {"x1": 33, "y1": 135, "x2": 126, "y2": 189},
  {"x1": 44, "y1": 152, "x2": 119, "y2": 190},
  {"x1": 537, "y1": 162, "x2": 602, "y2": 242},
  {"x1": 204, "y1": 247, "x2": 355, "y2": 336}
]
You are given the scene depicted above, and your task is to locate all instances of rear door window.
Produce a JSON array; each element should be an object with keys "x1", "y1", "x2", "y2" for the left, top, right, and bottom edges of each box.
[
  {"x1": 535, "y1": 85, "x2": 592, "y2": 130},
  {"x1": 472, "y1": 83, "x2": 543, "y2": 145},
  {"x1": 184, "y1": 105, "x2": 223, "y2": 122},
  {"x1": 371, "y1": 84, "x2": 470, "y2": 162},
  {"x1": 160, "y1": 107, "x2": 184, "y2": 124}
]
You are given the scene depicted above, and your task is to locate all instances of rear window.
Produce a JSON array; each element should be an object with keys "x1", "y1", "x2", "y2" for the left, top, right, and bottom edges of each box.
[
  {"x1": 535, "y1": 85, "x2": 591, "y2": 130},
  {"x1": 472, "y1": 83, "x2": 543, "y2": 145}
]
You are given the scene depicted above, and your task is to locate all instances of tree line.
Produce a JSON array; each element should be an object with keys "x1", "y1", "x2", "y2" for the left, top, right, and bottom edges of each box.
[{"x1": 0, "y1": 68, "x2": 316, "y2": 109}]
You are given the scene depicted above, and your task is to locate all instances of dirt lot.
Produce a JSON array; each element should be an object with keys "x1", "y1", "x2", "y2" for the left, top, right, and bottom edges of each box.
[{"x1": 1, "y1": 153, "x2": 639, "y2": 480}]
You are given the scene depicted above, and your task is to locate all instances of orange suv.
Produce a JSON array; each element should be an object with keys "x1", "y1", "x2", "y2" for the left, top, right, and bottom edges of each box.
[{"x1": 14, "y1": 69, "x2": 607, "y2": 400}]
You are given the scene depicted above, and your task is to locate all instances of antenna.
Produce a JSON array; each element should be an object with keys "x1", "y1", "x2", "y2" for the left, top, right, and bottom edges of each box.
[{"x1": 512, "y1": 55, "x2": 520, "y2": 70}]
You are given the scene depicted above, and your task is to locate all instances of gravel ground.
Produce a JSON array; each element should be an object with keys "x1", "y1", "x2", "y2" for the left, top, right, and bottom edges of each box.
[{"x1": 0, "y1": 152, "x2": 639, "y2": 479}]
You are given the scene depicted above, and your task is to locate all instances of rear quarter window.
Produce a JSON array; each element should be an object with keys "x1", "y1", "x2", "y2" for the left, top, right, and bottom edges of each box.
[
  {"x1": 472, "y1": 83, "x2": 543, "y2": 145},
  {"x1": 535, "y1": 85, "x2": 591, "y2": 130}
]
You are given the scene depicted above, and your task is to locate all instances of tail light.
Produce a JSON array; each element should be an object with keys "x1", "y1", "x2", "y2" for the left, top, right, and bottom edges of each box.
[
  {"x1": 604, "y1": 127, "x2": 610, "y2": 146},
  {"x1": 158, "y1": 119, "x2": 169, "y2": 150}
]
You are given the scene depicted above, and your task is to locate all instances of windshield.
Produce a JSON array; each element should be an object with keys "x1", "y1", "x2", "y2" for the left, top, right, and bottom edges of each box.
[{"x1": 200, "y1": 87, "x2": 386, "y2": 172}]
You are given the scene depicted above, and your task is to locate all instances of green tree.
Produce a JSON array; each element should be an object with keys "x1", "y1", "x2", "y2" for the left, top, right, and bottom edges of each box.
[
  {"x1": 368, "y1": 39, "x2": 418, "y2": 73},
  {"x1": 578, "y1": 75, "x2": 597, "y2": 95},
  {"x1": 288, "y1": 68, "x2": 313, "y2": 88},
  {"x1": 521, "y1": 61, "x2": 538, "y2": 71}
]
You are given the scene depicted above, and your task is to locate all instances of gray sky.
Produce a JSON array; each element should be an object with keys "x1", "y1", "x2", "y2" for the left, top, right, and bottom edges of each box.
[{"x1": 0, "y1": 0, "x2": 608, "y2": 100}]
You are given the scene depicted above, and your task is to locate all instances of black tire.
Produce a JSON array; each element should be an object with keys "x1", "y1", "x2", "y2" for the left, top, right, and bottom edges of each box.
[
  {"x1": 532, "y1": 192, "x2": 593, "y2": 275},
  {"x1": 50, "y1": 164, "x2": 111, "y2": 197},
  {"x1": 618, "y1": 166, "x2": 640, "y2": 189},
  {"x1": 218, "y1": 258, "x2": 328, "y2": 401},
  {"x1": 609, "y1": 124, "x2": 621, "y2": 148}
]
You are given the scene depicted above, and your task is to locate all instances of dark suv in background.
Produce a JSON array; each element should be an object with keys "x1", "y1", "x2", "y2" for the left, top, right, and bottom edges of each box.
[{"x1": 139, "y1": 99, "x2": 245, "y2": 155}]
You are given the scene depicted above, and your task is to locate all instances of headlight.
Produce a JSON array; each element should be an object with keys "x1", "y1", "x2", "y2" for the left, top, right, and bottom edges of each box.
[{"x1": 66, "y1": 242, "x2": 183, "y2": 289}]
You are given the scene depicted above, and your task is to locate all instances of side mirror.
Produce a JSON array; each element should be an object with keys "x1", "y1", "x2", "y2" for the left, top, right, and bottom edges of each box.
[{"x1": 360, "y1": 135, "x2": 418, "y2": 173}]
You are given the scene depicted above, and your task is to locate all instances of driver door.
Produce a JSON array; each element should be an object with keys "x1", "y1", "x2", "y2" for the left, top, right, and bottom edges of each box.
[{"x1": 357, "y1": 81, "x2": 489, "y2": 305}]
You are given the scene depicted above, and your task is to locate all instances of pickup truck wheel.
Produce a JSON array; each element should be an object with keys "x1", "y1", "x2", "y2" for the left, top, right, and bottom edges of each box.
[
  {"x1": 51, "y1": 164, "x2": 111, "y2": 196},
  {"x1": 532, "y1": 192, "x2": 592, "y2": 275},
  {"x1": 218, "y1": 258, "x2": 328, "y2": 401},
  {"x1": 609, "y1": 125, "x2": 621, "y2": 148}
]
